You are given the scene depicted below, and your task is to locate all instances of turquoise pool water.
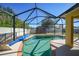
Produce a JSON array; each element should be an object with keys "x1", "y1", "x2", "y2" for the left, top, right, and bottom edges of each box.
[{"x1": 22, "y1": 35, "x2": 64, "y2": 56}]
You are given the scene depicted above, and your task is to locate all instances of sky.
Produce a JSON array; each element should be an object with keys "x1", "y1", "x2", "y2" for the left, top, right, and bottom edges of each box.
[
  {"x1": 0, "y1": 3, "x2": 75, "y2": 16},
  {"x1": 0, "y1": 3, "x2": 78, "y2": 27}
]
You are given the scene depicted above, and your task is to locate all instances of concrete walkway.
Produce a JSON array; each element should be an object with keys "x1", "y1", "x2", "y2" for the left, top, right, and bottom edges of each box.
[
  {"x1": 50, "y1": 40, "x2": 65, "y2": 56},
  {"x1": 0, "y1": 35, "x2": 34, "y2": 56},
  {"x1": 0, "y1": 41, "x2": 22, "y2": 56}
]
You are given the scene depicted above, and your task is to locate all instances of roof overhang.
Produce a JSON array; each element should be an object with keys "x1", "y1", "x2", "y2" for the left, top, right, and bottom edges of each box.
[
  {"x1": 58, "y1": 3, "x2": 79, "y2": 19},
  {"x1": 64, "y1": 7, "x2": 79, "y2": 18}
]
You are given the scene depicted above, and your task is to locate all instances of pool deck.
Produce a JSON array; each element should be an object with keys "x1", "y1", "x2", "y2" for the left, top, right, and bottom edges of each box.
[{"x1": 51, "y1": 38, "x2": 79, "y2": 56}]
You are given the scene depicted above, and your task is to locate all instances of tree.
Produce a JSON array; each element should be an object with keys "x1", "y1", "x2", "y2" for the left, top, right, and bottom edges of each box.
[
  {"x1": 36, "y1": 26, "x2": 46, "y2": 34},
  {"x1": 35, "y1": 17, "x2": 55, "y2": 33},
  {"x1": 41, "y1": 17, "x2": 55, "y2": 28}
]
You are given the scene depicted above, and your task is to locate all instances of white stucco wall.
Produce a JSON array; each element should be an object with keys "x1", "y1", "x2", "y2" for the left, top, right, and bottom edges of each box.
[{"x1": 0, "y1": 27, "x2": 30, "y2": 36}]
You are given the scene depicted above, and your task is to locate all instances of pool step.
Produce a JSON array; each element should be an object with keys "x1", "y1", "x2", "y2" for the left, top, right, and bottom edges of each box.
[{"x1": 8, "y1": 34, "x2": 30, "y2": 46}]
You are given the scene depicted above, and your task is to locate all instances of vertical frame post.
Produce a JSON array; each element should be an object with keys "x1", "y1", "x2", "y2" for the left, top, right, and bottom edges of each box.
[
  {"x1": 54, "y1": 24, "x2": 55, "y2": 36},
  {"x1": 13, "y1": 16, "x2": 15, "y2": 41},
  {"x1": 23, "y1": 21, "x2": 25, "y2": 35}
]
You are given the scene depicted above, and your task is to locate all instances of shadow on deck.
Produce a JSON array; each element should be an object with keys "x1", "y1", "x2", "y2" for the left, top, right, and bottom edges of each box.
[{"x1": 51, "y1": 45, "x2": 79, "y2": 56}]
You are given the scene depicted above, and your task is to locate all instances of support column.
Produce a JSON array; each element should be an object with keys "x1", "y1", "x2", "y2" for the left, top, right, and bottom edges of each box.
[{"x1": 66, "y1": 15, "x2": 73, "y2": 48}]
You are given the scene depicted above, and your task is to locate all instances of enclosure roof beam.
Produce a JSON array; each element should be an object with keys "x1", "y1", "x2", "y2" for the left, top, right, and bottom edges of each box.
[
  {"x1": 27, "y1": 16, "x2": 59, "y2": 24},
  {"x1": 14, "y1": 8, "x2": 35, "y2": 16},
  {"x1": 24, "y1": 8, "x2": 35, "y2": 22},
  {"x1": 25, "y1": 16, "x2": 57, "y2": 23},
  {"x1": 36, "y1": 7, "x2": 57, "y2": 18},
  {"x1": 27, "y1": 16, "x2": 38, "y2": 24},
  {"x1": 29, "y1": 16, "x2": 49, "y2": 24},
  {"x1": 27, "y1": 16, "x2": 47, "y2": 24}
]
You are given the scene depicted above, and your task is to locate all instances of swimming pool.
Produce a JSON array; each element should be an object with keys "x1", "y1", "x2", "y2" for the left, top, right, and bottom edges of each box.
[{"x1": 22, "y1": 35, "x2": 64, "y2": 56}]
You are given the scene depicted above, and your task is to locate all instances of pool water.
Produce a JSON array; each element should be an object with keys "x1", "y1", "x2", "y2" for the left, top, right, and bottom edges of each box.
[{"x1": 22, "y1": 35, "x2": 64, "y2": 56}]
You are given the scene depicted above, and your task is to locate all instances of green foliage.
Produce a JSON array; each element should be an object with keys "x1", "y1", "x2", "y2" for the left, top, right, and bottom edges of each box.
[
  {"x1": 0, "y1": 8, "x2": 29, "y2": 28},
  {"x1": 15, "y1": 18, "x2": 29, "y2": 28},
  {"x1": 0, "y1": 17, "x2": 29, "y2": 28}
]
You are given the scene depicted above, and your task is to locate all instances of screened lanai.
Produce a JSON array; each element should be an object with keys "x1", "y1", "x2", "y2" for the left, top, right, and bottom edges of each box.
[{"x1": 0, "y1": 3, "x2": 79, "y2": 56}]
